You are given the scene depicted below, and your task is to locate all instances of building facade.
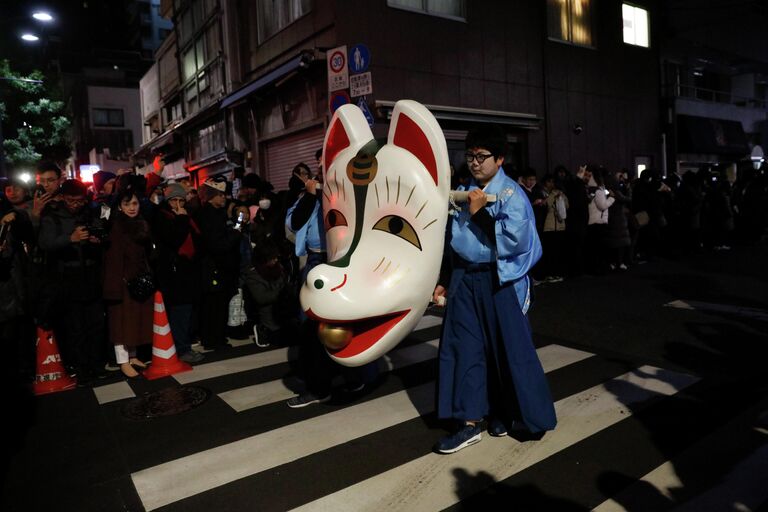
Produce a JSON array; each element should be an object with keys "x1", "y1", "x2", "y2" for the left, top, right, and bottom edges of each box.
[{"x1": 137, "y1": 0, "x2": 664, "y2": 186}]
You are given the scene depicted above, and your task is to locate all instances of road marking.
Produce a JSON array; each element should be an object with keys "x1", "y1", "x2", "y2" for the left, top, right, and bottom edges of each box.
[
  {"x1": 92, "y1": 381, "x2": 135, "y2": 404},
  {"x1": 219, "y1": 340, "x2": 439, "y2": 412},
  {"x1": 665, "y1": 300, "x2": 768, "y2": 321},
  {"x1": 176, "y1": 315, "x2": 443, "y2": 385},
  {"x1": 132, "y1": 344, "x2": 590, "y2": 511},
  {"x1": 291, "y1": 366, "x2": 699, "y2": 512},
  {"x1": 593, "y1": 442, "x2": 768, "y2": 512}
]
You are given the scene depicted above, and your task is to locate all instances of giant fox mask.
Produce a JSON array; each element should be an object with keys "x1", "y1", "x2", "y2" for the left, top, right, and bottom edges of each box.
[{"x1": 300, "y1": 100, "x2": 450, "y2": 367}]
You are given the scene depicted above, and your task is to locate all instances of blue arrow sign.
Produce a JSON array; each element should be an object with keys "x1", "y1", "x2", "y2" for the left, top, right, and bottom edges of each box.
[{"x1": 358, "y1": 97, "x2": 374, "y2": 127}]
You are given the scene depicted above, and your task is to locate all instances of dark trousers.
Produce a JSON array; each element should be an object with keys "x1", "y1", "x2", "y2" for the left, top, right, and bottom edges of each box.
[
  {"x1": 437, "y1": 267, "x2": 556, "y2": 432},
  {"x1": 62, "y1": 299, "x2": 105, "y2": 376},
  {"x1": 200, "y1": 291, "x2": 230, "y2": 348},
  {"x1": 541, "y1": 231, "x2": 567, "y2": 278},
  {"x1": 168, "y1": 303, "x2": 194, "y2": 355}
]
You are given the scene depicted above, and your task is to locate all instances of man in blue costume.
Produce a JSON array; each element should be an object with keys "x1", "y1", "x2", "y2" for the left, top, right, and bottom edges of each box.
[{"x1": 432, "y1": 125, "x2": 557, "y2": 454}]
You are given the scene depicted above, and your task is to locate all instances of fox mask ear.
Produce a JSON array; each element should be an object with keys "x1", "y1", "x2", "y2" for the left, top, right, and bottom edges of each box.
[
  {"x1": 323, "y1": 105, "x2": 375, "y2": 173},
  {"x1": 387, "y1": 100, "x2": 449, "y2": 188}
]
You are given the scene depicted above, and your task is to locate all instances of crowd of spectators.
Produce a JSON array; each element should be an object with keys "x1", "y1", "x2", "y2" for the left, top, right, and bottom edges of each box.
[
  {"x1": 1, "y1": 161, "x2": 305, "y2": 386},
  {"x1": 2, "y1": 156, "x2": 766, "y2": 389}
]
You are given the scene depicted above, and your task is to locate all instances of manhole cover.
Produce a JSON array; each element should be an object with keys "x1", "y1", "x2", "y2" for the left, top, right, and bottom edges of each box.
[{"x1": 121, "y1": 385, "x2": 211, "y2": 420}]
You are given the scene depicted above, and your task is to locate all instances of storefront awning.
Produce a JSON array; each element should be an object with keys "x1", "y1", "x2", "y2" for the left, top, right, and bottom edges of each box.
[
  {"x1": 677, "y1": 115, "x2": 749, "y2": 156},
  {"x1": 375, "y1": 101, "x2": 543, "y2": 130},
  {"x1": 220, "y1": 51, "x2": 314, "y2": 109}
]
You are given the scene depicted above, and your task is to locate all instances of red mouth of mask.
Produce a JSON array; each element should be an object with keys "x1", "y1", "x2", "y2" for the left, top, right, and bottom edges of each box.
[{"x1": 305, "y1": 309, "x2": 410, "y2": 358}]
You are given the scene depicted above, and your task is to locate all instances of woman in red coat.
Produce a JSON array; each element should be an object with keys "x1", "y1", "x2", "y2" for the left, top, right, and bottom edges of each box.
[{"x1": 103, "y1": 189, "x2": 154, "y2": 378}]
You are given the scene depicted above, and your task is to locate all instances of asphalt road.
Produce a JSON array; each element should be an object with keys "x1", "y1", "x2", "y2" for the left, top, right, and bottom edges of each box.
[{"x1": 2, "y1": 241, "x2": 767, "y2": 511}]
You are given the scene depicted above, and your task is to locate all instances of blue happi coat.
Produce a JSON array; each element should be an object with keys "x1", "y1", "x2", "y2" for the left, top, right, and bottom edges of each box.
[{"x1": 438, "y1": 168, "x2": 556, "y2": 432}]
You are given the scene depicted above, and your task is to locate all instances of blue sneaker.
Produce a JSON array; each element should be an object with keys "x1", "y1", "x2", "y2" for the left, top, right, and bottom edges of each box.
[
  {"x1": 487, "y1": 418, "x2": 507, "y2": 437},
  {"x1": 435, "y1": 424, "x2": 482, "y2": 454}
]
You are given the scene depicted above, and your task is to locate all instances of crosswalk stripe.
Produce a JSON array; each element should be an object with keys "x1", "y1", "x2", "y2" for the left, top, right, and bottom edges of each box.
[
  {"x1": 290, "y1": 366, "x2": 699, "y2": 512},
  {"x1": 665, "y1": 299, "x2": 768, "y2": 321},
  {"x1": 131, "y1": 343, "x2": 591, "y2": 511},
  {"x1": 92, "y1": 381, "x2": 135, "y2": 404},
  {"x1": 175, "y1": 314, "x2": 444, "y2": 385},
  {"x1": 217, "y1": 342, "x2": 592, "y2": 412},
  {"x1": 218, "y1": 340, "x2": 440, "y2": 412}
]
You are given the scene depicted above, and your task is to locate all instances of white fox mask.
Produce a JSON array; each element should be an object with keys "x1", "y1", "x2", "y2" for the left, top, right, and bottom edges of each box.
[{"x1": 300, "y1": 100, "x2": 450, "y2": 366}]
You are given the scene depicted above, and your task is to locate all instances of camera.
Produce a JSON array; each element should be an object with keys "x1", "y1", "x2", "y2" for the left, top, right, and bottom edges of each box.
[{"x1": 85, "y1": 223, "x2": 109, "y2": 242}]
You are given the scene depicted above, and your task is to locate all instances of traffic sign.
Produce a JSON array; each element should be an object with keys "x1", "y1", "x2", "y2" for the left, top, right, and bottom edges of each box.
[
  {"x1": 350, "y1": 72, "x2": 372, "y2": 98},
  {"x1": 327, "y1": 45, "x2": 349, "y2": 92},
  {"x1": 330, "y1": 90, "x2": 351, "y2": 114},
  {"x1": 357, "y1": 97, "x2": 374, "y2": 127},
  {"x1": 349, "y1": 44, "x2": 370, "y2": 74}
]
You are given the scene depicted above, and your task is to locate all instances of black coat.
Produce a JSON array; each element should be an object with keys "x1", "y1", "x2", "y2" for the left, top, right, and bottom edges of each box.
[
  {"x1": 195, "y1": 203, "x2": 241, "y2": 296},
  {"x1": 152, "y1": 204, "x2": 202, "y2": 305}
]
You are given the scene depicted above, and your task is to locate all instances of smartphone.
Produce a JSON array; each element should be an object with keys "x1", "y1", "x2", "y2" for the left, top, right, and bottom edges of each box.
[{"x1": 234, "y1": 211, "x2": 245, "y2": 230}]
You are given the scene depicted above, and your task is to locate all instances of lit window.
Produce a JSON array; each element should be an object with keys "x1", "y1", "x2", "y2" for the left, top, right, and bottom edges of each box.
[
  {"x1": 547, "y1": 0, "x2": 594, "y2": 47},
  {"x1": 257, "y1": 0, "x2": 312, "y2": 43},
  {"x1": 623, "y1": 3, "x2": 649, "y2": 48},
  {"x1": 388, "y1": 0, "x2": 465, "y2": 20}
]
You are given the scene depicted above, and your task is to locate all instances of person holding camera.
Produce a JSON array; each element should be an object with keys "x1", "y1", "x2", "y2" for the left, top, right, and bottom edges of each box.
[{"x1": 38, "y1": 179, "x2": 108, "y2": 385}]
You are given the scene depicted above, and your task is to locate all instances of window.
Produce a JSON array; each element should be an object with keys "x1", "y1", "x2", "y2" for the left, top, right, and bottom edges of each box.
[
  {"x1": 92, "y1": 108, "x2": 124, "y2": 127},
  {"x1": 388, "y1": 0, "x2": 464, "y2": 20},
  {"x1": 547, "y1": 0, "x2": 594, "y2": 47},
  {"x1": 622, "y1": 3, "x2": 649, "y2": 48},
  {"x1": 257, "y1": 0, "x2": 312, "y2": 43}
]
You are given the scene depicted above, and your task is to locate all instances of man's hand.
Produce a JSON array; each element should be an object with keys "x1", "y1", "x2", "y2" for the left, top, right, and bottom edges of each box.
[
  {"x1": 32, "y1": 192, "x2": 52, "y2": 217},
  {"x1": 70, "y1": 226, "x2": 90, "y2": 242},
  {"x1": 432, "y1": 285, "x2": 447, "y2": 307},
  {"x1": 305, "y1": 178, "x2": 319, "y2": 196},
  {"x1": 1, "y1": 212, "x2": 16, "y2": 225},
  {"x1": 173, "y1": 206, "x2": 188, "y2": 216},
  {"x1": 467, "y1": 189, "x2": 488, "y2": 216}
]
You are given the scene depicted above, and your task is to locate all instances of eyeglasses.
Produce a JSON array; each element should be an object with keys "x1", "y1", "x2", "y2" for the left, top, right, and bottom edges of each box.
[{"x1": 465, "y1": 152, "x2": 495, "y2": 164}]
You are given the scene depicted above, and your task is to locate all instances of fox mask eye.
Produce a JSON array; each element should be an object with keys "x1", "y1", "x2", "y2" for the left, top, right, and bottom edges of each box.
[
  {"x1": 372, "y1": 215, "x2": 421, "y2": 250},
  {"x1": 324, "y1": 209, "x2": 348, "y2": 231}
]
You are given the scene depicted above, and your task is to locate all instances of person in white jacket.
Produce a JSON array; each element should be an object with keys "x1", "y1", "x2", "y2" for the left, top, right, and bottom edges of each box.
[{"x1": 586, "y1": 166, "x2": 615, "y2": 273}]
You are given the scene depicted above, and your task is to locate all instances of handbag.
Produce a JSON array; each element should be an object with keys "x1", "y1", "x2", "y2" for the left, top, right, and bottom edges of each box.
[
  {"x1": 126, "y1": 271, "x2": 156, "y2": 301},
  {"x1": 227, "y1": 287, "x2": 247, "y2": 327}
]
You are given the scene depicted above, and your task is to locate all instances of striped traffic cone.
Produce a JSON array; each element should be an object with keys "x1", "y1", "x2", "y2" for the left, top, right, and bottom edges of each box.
[
  {"x1": 33, "y1": 327, "x2": 77, "y2": 395},
  {"x1": 143, "y1": 291, "x2": 192, "y2": 380}
]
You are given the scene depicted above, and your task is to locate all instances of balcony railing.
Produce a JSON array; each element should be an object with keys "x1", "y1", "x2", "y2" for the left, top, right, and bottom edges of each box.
[{"x1": 669, "y1": 83, "x2": 767, "y2": 109}]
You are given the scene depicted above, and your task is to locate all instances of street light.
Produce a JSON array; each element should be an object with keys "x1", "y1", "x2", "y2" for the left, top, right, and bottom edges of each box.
[
  {"x1": 32, "y1": 12, "x2": 54, "y2": 22},
  {"x1": 21, "y1": 33, "x2": 40, "y2": 42}
]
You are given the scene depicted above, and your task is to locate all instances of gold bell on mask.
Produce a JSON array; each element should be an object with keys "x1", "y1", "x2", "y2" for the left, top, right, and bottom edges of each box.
[{"x1": 318, "y1": 323, "x2": 353, "y2": 350}]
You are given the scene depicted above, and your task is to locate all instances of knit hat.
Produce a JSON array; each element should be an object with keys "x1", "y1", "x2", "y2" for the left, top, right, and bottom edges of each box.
[
  {"x1": 204, "y1": 175, "x2": 227, "y2": 193},
  {"x1": 92, "y1": 171, "x2": 117, "y2": 193},
  {"x1": 164, "y1": 182, "x2": 186, "y2": 200}
]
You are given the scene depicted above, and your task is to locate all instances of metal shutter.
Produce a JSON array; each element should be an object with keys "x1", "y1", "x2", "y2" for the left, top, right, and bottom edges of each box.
[{"x1": 264, "y1": 127, "x2": 325, "y2": 191}]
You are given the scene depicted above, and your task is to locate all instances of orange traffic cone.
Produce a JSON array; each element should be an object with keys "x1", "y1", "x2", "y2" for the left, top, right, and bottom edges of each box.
[
  {"x1": 33, "y1": 327, "x2": 77, "y2": 395},
  {"x1": 143, "y1": 291, "x2": 192, "y2": 380}
]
